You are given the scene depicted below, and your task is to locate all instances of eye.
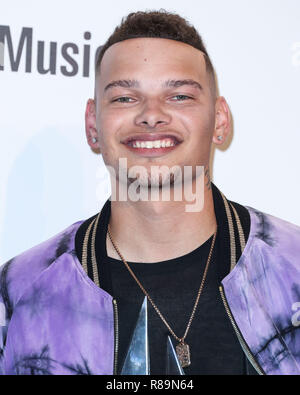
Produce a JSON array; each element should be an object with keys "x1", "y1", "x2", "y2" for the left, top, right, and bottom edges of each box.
[
  {"x1": 112, "y1": 97, "x2": 136, "y2": 103},
  {"x1": 170, "y1": 95, "x2": 192, "y2": 101}
]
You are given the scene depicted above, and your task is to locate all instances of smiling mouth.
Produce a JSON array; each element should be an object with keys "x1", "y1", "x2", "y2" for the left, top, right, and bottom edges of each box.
[
  {"x1": 122, "y1": 134, "x2": 182, "y2": 155},
  {"x1": 128, "y1": 137, "x2": 178, "y2": 149},
  {"x1": 123, "y1": 136, "x2": 181, "y2": 157}
]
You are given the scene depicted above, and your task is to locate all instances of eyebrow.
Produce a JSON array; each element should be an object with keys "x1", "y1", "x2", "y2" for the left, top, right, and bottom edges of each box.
[
  {"x1": 163, "y1": 79, "x2": 203, "y2": 91},
  {"x1": 104, "y1": 79, "x2": 203, "y2": 92},
  {"x1": 104, "y1": 79, "x2": 140, "y2": 91}
]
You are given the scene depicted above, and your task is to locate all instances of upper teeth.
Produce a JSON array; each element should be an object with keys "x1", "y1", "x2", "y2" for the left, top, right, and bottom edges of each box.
[{"x1": 132, "y1": 139, "x2": 176, "y2": 149}]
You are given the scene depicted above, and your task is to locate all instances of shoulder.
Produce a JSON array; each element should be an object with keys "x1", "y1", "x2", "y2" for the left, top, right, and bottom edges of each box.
[
  {"x1": 240, "y1": 205, "x2": 300, "y2": 281},
  {"x1": 246, "y1": 205, "x2": 300, "y2": 249},
  {"x1": 222, "y1": 205, "x2": 300, "y2": 375},
  {"x1": 0, "y1": 220, "x2": 84, "y2": 311}
]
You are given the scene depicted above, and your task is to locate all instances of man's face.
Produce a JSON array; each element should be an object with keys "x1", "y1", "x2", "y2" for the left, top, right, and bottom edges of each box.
[{"x1": 88, "y1": 38, "x2": 227, "y2": 187}]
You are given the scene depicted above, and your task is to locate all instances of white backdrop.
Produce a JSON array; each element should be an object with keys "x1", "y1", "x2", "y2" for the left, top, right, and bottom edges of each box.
[{"x1": 1, "y1": 0, "x2": 300, "y2": 264}]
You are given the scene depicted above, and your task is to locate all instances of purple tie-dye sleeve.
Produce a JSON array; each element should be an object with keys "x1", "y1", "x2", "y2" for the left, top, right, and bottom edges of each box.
[{"x1": 0, "y1": 263, "x2": 11, "y2": 375}]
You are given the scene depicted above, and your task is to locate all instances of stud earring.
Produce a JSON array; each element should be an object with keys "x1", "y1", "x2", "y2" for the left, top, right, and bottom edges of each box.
[
  {"x1": 217, "y1": 136, "x2": 223, "y2": 141},
  {"x1": 92, "y1": 137, "x2": 97, "y2": 143}
]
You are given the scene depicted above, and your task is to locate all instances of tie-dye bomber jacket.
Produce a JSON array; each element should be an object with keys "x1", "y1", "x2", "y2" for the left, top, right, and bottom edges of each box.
[{"x1": 0, "y1": 203, "x2": 299, "y2": 375}]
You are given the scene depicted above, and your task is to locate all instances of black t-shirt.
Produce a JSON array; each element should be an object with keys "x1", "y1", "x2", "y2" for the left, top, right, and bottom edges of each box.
[{"x1": 75, "y1": 184, "x2": 258, "y2": 375}]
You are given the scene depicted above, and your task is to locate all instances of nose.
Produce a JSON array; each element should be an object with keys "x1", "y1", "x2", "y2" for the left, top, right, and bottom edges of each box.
[{"x1": 134, "y1": 100, "x2": 171, "y2": 129}]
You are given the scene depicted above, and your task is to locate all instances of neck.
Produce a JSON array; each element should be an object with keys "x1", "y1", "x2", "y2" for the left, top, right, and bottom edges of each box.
[{"x1": 107, "y1": 182, "x2": 217, "y2": 263}]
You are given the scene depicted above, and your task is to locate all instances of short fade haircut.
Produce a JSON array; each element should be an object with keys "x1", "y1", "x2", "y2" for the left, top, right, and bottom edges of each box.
[{"x1": 95, "y1": 10, "x2": 217, "y2": 97}]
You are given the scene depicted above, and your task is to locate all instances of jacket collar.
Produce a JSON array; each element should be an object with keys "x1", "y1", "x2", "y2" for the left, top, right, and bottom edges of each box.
[{"x1": 211, "y1": 182, "x2": 250, "y2": 281}]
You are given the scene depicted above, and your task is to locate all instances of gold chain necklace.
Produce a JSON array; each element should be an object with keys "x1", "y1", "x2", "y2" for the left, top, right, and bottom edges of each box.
[{"x1": 106, "y1": 224, "x2": 217, "y2": 368}]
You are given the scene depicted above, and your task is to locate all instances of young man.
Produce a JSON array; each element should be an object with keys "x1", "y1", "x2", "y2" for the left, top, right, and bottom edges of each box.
[{"x1": 0, "y1": 11, "x2": 299, "y2": 375}]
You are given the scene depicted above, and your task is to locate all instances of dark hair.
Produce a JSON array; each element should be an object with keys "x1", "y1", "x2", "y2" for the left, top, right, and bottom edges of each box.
[{"x1": 95, "y1": 10, "x2": 216, "y2": 95}]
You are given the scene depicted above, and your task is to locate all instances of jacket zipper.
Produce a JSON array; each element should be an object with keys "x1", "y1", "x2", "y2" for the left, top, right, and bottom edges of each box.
[
  {"x1": 219, "y1": 285, "x2": 265, "y2": 376},
  {"x1": 112, "y1": 298, "x2": 119, "y2": 375}
]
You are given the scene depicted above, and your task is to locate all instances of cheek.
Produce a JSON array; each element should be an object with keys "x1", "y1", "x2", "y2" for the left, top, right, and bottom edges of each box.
[
  {"x1": 97, "y1": 112, "x2": 129, "y2": 167},
  {"x1": 98, "y1": 112, "x2": 120, "y2": 147},
  {"x1": 179, "y1": 108, "x2": 214, "y2": 162},
  {"x1": 98, "y1": 107, "x2": 130, "y2": 139},
  {"x1": 180, "y1": 106, "x2": 215, "y2": 138}
]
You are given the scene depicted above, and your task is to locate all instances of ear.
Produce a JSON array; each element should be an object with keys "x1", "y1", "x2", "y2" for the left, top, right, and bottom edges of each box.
[
  {"x1": 85, "y1": 99, "x2": 100, "y2": 151},
  {"x1": 212, "y1": 96, "x2": 231, "y2": 145}
]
